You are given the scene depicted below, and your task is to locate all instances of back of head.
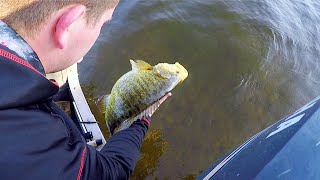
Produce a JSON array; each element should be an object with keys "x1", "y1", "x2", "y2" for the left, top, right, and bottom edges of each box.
[{"x1": 0, "y1": 0, "x2": 119, "y2": 38}]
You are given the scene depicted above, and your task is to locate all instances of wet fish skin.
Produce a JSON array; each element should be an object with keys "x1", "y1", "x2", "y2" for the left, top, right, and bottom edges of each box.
[{"x1": 104, "y1": 60, "x2": 188, "y2": 134}]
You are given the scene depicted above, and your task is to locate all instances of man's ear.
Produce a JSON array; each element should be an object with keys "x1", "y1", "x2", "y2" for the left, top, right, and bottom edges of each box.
[{"x1": 54, "y1": 5, "x2": 86, "y2": 49}]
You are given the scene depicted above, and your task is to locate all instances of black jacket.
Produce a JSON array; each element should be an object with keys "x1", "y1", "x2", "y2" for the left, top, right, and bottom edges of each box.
[{"x1": 0, "y1": 20, "x2": 148, "y2": 180}]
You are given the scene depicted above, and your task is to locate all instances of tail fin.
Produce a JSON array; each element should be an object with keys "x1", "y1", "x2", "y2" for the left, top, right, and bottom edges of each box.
[{"x1": 95, "y1": 94, "x2": 110, "y2": 113}]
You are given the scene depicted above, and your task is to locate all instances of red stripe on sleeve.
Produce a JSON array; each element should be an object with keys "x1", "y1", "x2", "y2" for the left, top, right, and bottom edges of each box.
[
  {"x1": 0, "y1": 49, "x2": 59, "y2": 87},
  {"x1": 77, "y1": 147, "x2": 87, "y2": 180}
]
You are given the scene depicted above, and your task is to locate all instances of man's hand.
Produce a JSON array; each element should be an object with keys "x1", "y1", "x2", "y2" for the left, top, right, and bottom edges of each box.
[{"x1": 141, "y1": 92, "x2": 172, "y2": 124}]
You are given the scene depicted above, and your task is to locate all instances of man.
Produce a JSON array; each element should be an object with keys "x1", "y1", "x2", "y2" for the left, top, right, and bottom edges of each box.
[{"x1": 0, "y1": 0, "x2": 170, "y2": 179}]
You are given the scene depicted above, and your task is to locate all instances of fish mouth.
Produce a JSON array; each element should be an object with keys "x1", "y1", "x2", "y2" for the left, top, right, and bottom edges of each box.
[{"x1": 175, "y1": 62, "x2": 188, "y2": 83}]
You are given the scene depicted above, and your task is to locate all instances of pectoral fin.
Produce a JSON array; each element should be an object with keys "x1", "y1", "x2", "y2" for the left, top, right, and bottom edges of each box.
[{"x1": 130, "y1": 60, "x2": 153, "y2": 70}]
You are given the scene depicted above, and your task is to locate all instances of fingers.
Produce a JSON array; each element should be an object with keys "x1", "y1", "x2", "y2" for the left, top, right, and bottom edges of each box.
[
  {"x1": 149, "y1": 103, "x2": 157, "y2": 117},
  {"x1": 145, "y1": 92, "x2": 172, "y2": 117},
  {"x1": 159, "y1": 92, "x2": 172, "y2": 105},
  {"x1": 144, "y1": 106, "x2": 153, "y2": 118}
]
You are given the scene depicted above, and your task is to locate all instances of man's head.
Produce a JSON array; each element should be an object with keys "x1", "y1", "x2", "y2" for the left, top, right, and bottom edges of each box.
[{"x1": 1, "y1": 0, "x2": 119, "y2": 73}]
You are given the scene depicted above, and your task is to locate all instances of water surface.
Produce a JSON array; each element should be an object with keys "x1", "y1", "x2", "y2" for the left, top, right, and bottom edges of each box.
[{"x1": 79, "y1": 0, "x2": 320, "y2": 179}]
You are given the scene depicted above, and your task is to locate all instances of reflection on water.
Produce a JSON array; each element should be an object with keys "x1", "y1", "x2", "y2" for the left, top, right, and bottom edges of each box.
[
  {"x1": 79, "y1": 0, "x2": 320, "y2": 179},
  {"x1": 131, "y1": 129, "x2": 168, "y2": 180}
]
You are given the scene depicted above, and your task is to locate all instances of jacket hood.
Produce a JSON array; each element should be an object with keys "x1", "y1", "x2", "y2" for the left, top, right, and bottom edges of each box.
[{"x1": 0, "y1": 21, "x2": 59, "y2": 109}]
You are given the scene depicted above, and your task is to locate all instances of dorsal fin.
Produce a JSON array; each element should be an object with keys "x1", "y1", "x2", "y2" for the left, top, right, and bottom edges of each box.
[{"x1": 130, "y1": 60, "x2": 153, "y2": 70}]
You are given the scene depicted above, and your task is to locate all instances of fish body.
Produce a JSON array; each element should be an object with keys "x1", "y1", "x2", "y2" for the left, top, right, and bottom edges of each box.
[{"x1": 104, "y1": 60, "x2": 188, "y2": 134}]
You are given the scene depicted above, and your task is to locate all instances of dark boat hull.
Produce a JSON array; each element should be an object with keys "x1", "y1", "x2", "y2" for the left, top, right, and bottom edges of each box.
[{"x1": 199, "y1": 97, "x2": 320, "y2": 180}]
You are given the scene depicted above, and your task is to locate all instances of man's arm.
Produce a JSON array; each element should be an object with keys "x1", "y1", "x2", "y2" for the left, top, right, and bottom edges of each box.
[
  {"x1": 82, "y1": 93, "x2": 171, "y2": 179},
  {"x1": 85, "y1": 119, "x2": 148, "y2": 179}
]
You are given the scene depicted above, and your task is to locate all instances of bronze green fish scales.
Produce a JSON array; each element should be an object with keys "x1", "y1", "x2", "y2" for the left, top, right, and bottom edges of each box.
[{"x1": 102, "y1": 60, "x2": 188, "y2": 134}]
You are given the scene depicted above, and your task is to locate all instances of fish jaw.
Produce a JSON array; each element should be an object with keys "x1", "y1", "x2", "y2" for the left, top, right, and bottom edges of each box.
[{"x1": 175, "y1": 62, "x2": 188, "y2": 83}]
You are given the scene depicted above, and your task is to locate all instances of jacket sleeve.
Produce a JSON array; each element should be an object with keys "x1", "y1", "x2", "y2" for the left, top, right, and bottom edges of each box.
[{"x1": 83, "y1": 119, "x2": 149, "y2": 180}]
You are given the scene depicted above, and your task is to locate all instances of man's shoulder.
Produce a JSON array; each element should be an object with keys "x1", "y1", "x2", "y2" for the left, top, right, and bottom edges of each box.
[
  {"x1": 0, "y1": 104, "x2": 75, "y2": 145},
  {"x1": 0, "y1": 101, "x2": 85, "y2": 143},
  {"x1": 0, "y1": 104, "x2": 88, "y2": 179}
]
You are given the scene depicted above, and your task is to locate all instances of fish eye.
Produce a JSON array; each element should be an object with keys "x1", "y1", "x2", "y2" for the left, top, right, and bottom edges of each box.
[{"x1": 176, "y1": 71, "x2": 180, "y2": 74}]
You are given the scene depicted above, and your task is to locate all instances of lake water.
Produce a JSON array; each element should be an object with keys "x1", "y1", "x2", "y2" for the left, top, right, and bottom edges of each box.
[{"x1": 78, "y1": 0, "x2": 320, "y2": 179}]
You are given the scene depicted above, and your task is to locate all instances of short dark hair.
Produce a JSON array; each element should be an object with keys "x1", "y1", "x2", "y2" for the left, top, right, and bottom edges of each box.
[{"x1": 1, "y1": 0, "x2": 119, "y2": 38}]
